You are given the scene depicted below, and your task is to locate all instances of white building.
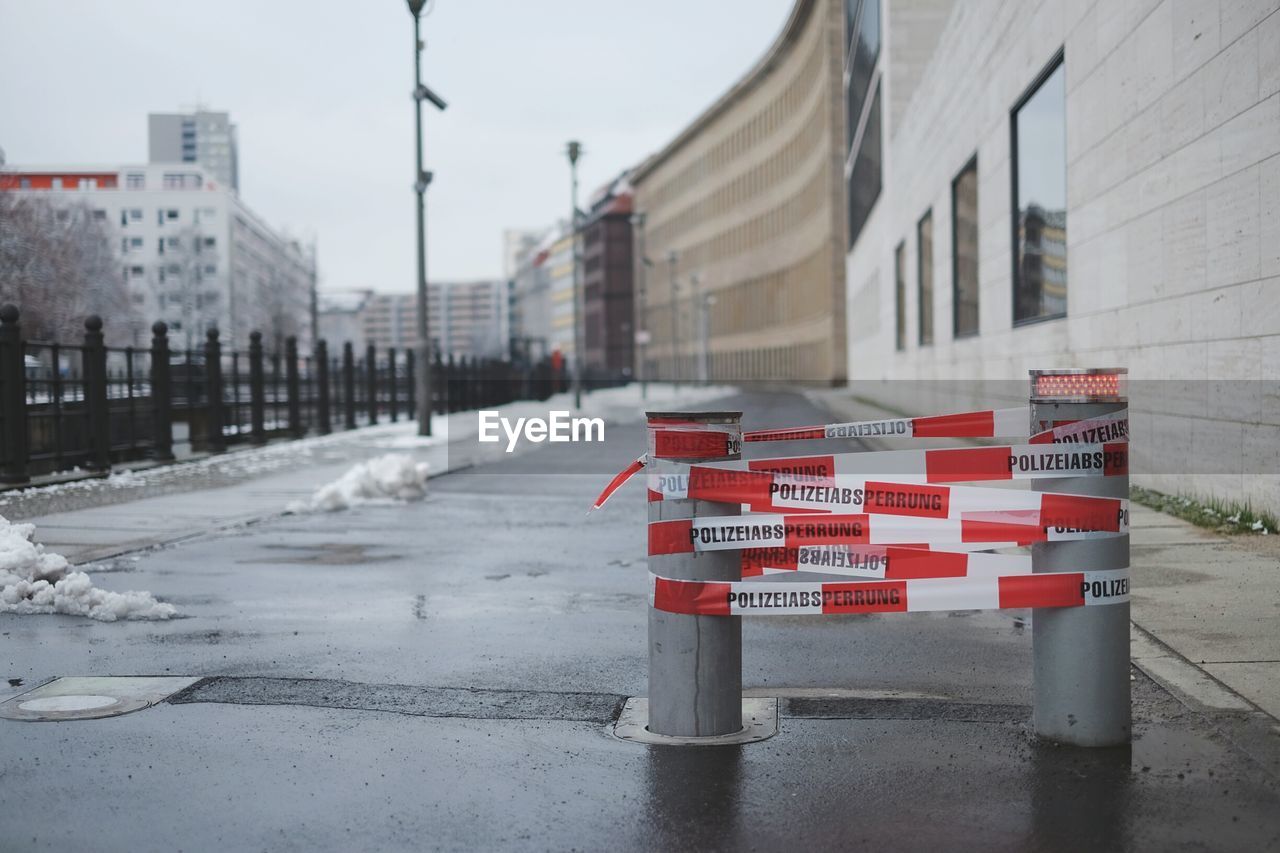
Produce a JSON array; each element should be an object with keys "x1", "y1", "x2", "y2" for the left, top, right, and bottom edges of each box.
[
  {"x1": 507, "y1": 224, "x2": 562, "y2": 363},
  {"x1": 2, "y1": 163, "x2": 315, "y2": 351},
  {"x1": 317, "y1": 283, "x2": 508, "y2": 361},
  {"x1": 149, "y1": 110, "x2": 240, "y2": 192},
  {"x1": 841, "y1": 0, "x2": 1280, "y2": 509}
]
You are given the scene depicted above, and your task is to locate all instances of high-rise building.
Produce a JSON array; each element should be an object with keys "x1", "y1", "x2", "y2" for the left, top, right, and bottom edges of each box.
[
  {"x1": 148, "y1": 110, "x2": 239, "y2": 192},
  {"x1": 1, "y1": 163, "x2": 314, "y2": 350}
]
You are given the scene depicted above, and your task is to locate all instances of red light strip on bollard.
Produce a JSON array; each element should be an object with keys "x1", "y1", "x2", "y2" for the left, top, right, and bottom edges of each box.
[
  {"x1": 739, "y1": 544, "x2": 1031, "y2": 580},
  {"x1": 649, "y1": 568, "x2": 1131, "y2": 616}
]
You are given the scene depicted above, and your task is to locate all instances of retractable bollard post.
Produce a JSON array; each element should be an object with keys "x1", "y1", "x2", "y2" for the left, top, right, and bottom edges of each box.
[
  {"x1": 647, "y1": 411, "x2": 743, "y2": 738},
  {"x1": 1029, "y1": 368, "x2": 1130, "y2": 746}
]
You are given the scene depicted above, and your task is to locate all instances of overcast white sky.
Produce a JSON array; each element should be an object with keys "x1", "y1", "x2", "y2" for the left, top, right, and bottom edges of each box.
[{"x1": 0, "y1": 0, "x2": 791, "y2": 293}]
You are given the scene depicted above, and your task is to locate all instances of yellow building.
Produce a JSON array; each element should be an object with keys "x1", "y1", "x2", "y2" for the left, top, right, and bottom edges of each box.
[{"x1": 631, "y1": 0, "x2": 848, "y2": 384}]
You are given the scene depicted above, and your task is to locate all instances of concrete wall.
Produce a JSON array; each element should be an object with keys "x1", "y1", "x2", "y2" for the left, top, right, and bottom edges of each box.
[{"x1": 846, "y1": 0, "x2": 1280, "y2": 509}]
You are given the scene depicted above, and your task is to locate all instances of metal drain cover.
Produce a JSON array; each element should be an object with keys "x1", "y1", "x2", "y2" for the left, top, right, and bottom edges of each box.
[
  {"x1": 0, "y1": 676, "x2": 202, "y2": 722},
  {"x1": 613, "y1": 697, "x2": 779, "y2": 746}
]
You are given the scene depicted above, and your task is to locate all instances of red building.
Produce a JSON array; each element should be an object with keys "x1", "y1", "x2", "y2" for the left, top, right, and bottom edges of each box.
[{"x1": 580, "y1": 173, "x2": 634, "y2": 380}]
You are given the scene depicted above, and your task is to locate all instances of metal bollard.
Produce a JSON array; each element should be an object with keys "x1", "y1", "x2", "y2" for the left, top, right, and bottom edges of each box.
[
  {"x1": 1029, "y1": 368, "x2": 1130, "y2": 746},
  {"x1": 647, "y1": 411, "x2": 743, "y2": 738}
]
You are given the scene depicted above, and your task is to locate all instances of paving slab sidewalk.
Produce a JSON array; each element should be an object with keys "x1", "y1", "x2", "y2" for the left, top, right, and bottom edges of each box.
[{"x1": 810, "y1": 389, "x2": 1280, "y2": 720}]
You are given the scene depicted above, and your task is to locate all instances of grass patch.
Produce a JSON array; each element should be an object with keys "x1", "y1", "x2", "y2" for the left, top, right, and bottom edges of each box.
[{"x1": 1131, "y1": 486, "x2": 1276, "y2": 536}]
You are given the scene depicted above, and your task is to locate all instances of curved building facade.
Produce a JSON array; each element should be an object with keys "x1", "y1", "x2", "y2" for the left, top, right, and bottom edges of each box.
[{"x1": 631, "y1": 0, "x2": 848, "y2": 384}]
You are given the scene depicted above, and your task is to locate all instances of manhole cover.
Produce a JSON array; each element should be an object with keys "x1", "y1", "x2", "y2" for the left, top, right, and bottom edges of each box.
[
  {"x1": 0, "y1": 676, "x2": 202, "y2": 722},
  {"x1": 19, "y1": 695, "x2": 120, "y2": 713}
]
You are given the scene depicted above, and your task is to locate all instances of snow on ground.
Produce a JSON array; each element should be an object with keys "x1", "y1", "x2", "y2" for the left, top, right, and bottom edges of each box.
[
  {"x1": 0, "y1": 382, "x2": 736, "y2": 510},
  {"x1": 288, "y1": 453, "x2": 431, "y2": 513},
  {"x1": 0, "y1": 516, "x2": 175, "y2": 621}
]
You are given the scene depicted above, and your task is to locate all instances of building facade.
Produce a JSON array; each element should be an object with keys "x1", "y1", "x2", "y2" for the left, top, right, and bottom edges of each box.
[
  {"x1": 1, "y1": 163, "x2": 314, "y2": 351},
  {"x1": 507, "y1": 227, "x2": 557, "y2": 365},
  {"x1": 581, "y1": 172, "x2": 635, "y2": 379},
  {"x1": 148, "y1": 110, "x2": 240, "y2": 192},
  {"x1": 318, "y1": 282, "x2": 507, "y2": 360},
  {"x1": 842, "y1": 0, "x2": 1280, "y2": 508},
  {"x1": 630, "y1": 0, "x2": 849, "y2": 384}
]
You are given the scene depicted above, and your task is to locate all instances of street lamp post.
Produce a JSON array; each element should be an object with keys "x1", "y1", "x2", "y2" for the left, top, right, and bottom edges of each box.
[
  {"x1": 566, "y1": 140, "x2": 584, "y2": 409},
  {"x1": 407, "y1": 0, "x2": 447, "y2": 436},
  {"x1": 666, "y1": 249, "x2": 679, "y2": 388},
  {"x1": 630, "y1": 211, "x2": 650, "y2": 399}
]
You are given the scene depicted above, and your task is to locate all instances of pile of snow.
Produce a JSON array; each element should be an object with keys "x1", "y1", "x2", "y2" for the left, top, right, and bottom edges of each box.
[
  {"x1": 289, "y1": 453, "x2": 430, "y2": 513},
  {"x1": 0, "y1": 516, "x2": 175, "y2": 621}
]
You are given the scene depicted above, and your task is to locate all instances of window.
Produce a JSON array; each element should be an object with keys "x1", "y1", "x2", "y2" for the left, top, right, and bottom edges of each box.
[
  {"x1": 166, "y1": 237, "x2": 181, "y2": 249},
  {"x1": 92, "y1": 209, "x2": 106, "y2": 220},
  {"x1": 128, "y1": 208, "x2": 143, "y2": 220},
  {"x1": 51, "y1": 178, "x2": 63, "y2": 190},
  {"x1": 167, "y1": 263, "x2": 181, "y2": 274},
  {"x1": 130, "y1": 237, "x2": 143, "y2": 249},
  {"x1": 845, "y1": 0, "x2": 882, "y2": 250},
  {"x1": 19, "y1": 178, "x2": 31, "y2": 189},
  {"x1": 78, "y1": 178, "x2": 97, "y2": 190},
  {"x1": 130, "y1": 265, "x2": 144, "y2": 277},
  {"x1": 848, "y1": 82, "x2": 883, "y2": 248},
  {"x1": 126, "y1": 173, "x2": 145, "y2": 189},
  {"x1": 894, "y1": 241, "x2": 906, "y2": 351},
  {"x1": 203, "y1": 236, "x2": 216, "y2": 248},
  {"x1": 952, "y1": 156, "x2": 979, "y2": 337},
  {"x1": 166, "y1": 209, "x2": 179, "y2": 220},
  {"x1": 204, "y1": 264, "x2": 217, "y2": 275},
  {"x1": 1012, "y1": 55, "x2": 1067, "y2": 324},
  {"x1": 917, "y1": 210, "x2": 933, "y2": 346}
]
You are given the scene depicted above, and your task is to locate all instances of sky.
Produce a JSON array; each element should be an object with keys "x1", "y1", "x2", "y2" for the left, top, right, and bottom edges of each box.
[{"x1": 0, "y1": 0, "x2": 792, "y2": 293}]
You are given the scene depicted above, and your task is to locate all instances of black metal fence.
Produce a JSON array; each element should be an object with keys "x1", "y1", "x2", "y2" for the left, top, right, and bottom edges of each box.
[{"x1": 0, "y1": 306, "x2": 568, "y2": 483}]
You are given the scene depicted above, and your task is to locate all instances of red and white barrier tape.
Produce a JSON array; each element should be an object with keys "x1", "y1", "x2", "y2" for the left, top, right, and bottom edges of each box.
[
  {"x1": 743, "y1": 409, "x2": 1127, "y2": 443},
  {"x1": 650, "y1": 510, "x2": 1124, "y2": 556},
  {"x1": 589, "y1": 412, "x2": 1129, "y2": 511},
  {"x1": 653, "y1": 473, "x2": 1128, "y2": 521},
  {"x1": 744, "y1": 407, "x2": 1028, "y2": 442},
  {"x1": 646, "y1": 441, "x2": 1128, "y2": 508},
  {"x1": 649, "y1": 568, "x2": 1131, "y2": 616},
  {"x1": 740, "y1": 544, "x2": 1031, "y2": 579},
  {"x1": 646, "y1": 419, "x2": 742, "y2": 460}
]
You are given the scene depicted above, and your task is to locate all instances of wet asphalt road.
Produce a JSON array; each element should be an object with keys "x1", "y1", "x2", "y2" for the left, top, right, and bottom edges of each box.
[{"x1": 2, "y1": 391, "x2": 1279, "y2": 851}]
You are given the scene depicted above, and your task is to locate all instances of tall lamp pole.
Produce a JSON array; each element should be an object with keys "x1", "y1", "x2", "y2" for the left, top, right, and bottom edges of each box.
[
  {"x1": 566, "y1": 140, "x2": 584, "y2": 409},
  {"x1": 630, "y1": 211, "x2": 650, "y2": 399},
  {"x1": 667, "y1": 249, "x2": 679, "y2": 389},
  {"x1": 407, "y1": 0, "x2": 447, "y2": 436}
]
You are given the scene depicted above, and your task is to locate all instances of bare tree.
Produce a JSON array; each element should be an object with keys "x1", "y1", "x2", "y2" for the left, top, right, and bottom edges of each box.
[{"x1": 0, "y1": 192, "x2": 135, "y2": 344}]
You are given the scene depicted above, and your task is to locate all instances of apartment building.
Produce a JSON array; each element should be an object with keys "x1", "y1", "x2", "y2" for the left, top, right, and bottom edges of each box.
[{"x1": 1, "y1": 162, "x2": 314, "y2": 350}]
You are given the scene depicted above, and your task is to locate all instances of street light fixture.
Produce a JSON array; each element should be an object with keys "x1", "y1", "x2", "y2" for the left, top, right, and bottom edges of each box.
[
  {"x1": 566, "y1": 140, "x2": 584, "y2": 409},
  {"x1": 407, "y1": 0, "x2": 447, "y2": 436}
]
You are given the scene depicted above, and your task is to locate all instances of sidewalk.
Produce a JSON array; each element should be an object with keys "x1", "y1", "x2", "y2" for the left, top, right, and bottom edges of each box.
[
  {"x1": 809, "y1": 388, "x2": 1280, "y2": 722},
  {"x1": 2, "y1": 382, "x2": 737, "y2": 565}
]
